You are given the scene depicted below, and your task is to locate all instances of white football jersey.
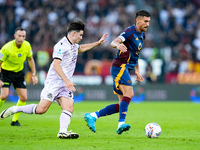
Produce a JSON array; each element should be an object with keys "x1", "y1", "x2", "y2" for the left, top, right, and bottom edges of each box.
[{"x1": 46, "y1": 36, "x2": 79, "y2": 80}]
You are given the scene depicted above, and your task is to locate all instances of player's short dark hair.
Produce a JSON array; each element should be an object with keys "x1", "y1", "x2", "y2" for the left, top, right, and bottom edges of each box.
[
  {"x1": 67, "y1": 21, "x2": 85, "y2": 33},
  {"x1": 136, "y1": 10, "x2": 151, "y2": 18},
  {"x1": 15, "y1": 27, "x2": 25, "y2": 33}
]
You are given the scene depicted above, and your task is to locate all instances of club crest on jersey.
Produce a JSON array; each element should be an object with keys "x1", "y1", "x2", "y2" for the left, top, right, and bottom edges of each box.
[
  {"x1": 18, "y1": 53, "x2": 22, "y2": 57},
  {"x1": 138, "y1": 43, "x2": 142, "y2": 50}
]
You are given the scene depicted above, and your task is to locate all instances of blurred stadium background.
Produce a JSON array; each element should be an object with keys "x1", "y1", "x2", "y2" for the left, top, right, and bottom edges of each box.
[{"x1": 1, "y1": 0, "x2": 200, "y2": 102}]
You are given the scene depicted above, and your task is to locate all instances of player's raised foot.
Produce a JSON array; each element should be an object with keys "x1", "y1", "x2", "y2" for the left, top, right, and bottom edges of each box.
[
  {"x1": 57, "y1": 131, "x2": 79, "y2": 139},
  {"x1": 11, "y1": 120, "x2": 22, "y2": 126},
  {"x1": 116, "y1": 124, "x2": 131, "y2": 135},
  {"x1": 84, "y1": 113, "x2": 96, "y2": 133},
  {"x1": 0, "y1": 106, "x2": 15, "y2": 119}
]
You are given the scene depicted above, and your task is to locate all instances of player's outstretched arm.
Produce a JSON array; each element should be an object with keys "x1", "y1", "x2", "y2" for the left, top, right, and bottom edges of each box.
[{"x1": 78, "y1": 33, "x2": 108, "y2": 53}]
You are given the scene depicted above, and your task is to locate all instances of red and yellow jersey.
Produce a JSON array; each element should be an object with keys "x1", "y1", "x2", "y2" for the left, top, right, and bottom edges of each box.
[{"x1": 112, "y1": 24, "x2": 145, "y2": 70}]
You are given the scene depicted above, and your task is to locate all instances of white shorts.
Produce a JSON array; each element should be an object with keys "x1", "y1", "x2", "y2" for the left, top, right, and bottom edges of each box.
[{"x1": 40, "y1": 79, "x2": 74, "y2": 103}]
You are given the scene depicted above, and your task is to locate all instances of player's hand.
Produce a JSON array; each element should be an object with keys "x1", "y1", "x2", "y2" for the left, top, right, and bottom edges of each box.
[
  {"x1": 135, "y1": 72, "x2": 144, "y2": 82},
  {"x1": 64, "y1": 79, "x2": 76, "y2": 92},
  {"x1": 32, "y1": 75, "x2": 38, "y2": 85},
  {"x1": 98, "y1": 33, "x2": 108, "y2": 45},
  {"x1": 0, "y1": 80, "x2": 4, "y2": 87},
  {"x1": 117, "y1": 43, "x2": 127, "y2": 52}
]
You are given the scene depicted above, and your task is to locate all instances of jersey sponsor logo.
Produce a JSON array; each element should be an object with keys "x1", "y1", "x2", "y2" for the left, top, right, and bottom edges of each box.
[
  {"x1": 57, "y1": 49, "x2": 62, "y2": 55},
  {"x1": 18, "y1": 53, "x2": 22, "y2": 57}
]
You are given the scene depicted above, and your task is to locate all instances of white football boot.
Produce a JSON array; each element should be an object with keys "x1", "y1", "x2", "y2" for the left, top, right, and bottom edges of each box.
[
  {"x1": 57, "y1": 130, "x2": 79, "y2": 139},
  {"x1": 0, "y1": 106, "x2": 15, "y2": 119}
]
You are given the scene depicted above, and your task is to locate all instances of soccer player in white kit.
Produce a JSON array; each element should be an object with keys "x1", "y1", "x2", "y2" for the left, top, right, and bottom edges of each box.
[{"x1": 0, "y1": 21, "x2": 108, "y2": 139}]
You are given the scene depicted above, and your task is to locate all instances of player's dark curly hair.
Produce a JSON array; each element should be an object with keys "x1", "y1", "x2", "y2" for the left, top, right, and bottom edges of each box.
[
  {"x1": 136, "y1": 10, "x2": 151, "y2": 18},
  {"x1": 67, "y1": 21, "x2": 85, "y2": 33}
]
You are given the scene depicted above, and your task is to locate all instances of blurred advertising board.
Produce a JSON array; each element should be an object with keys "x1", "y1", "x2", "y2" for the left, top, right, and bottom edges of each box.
[{"x1": 5, "y1": 84, "x2": 197, "y2": 103}]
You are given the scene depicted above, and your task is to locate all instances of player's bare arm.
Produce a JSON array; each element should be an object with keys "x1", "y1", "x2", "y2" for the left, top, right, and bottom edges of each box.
[
  {"x1": 53, "y1": 59, "x2": 76, "y2": 92},
  {"x1": 28, "y1": 57, "x2": 38, "y2": 85},
  {"x1": 134, "y1": 63, "x2": 144, "y2": 82},
  {"x1": 110, "y1": 38, "x2": 127, "y2": 52},
  {"x1": 78, "y1": 33, "x2": 108, "y2": 53}
]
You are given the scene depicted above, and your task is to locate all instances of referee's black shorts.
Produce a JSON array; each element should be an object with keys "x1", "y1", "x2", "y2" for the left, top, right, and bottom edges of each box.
[{"x1": 1, "y1": 69, "x2": 26, "y2": 89}]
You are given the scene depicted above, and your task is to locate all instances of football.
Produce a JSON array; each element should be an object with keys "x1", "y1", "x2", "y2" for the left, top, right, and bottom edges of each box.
[{"x1": 144, "y1": 122, "x2": 161, "y2": 138}]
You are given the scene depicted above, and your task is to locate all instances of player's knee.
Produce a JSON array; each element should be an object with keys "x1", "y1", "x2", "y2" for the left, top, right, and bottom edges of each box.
[
  {"x1": 68, "y1": 107, "x2": 74, "y2": 113},
  {"x1": 36, "y1": 110, "x2": 46, "y2": 114},
  {"x1": 19, "y1": 96, "x2": 27, "y2": 102},
  {"x1": 127, "y1": 94, "x2": 134, "y2": 99},
  {"x1": 130, "y1": 92, "x2": 134, "y2": 98},
  {"x1": 64, "y1": 105, "x2": 74, "y2": 113},
  {"x1": 35, "y1": 107, "x2": 47, "y2": 114},
  {"x1": 124, "y1": 91, "x2": 134, "y2": 98},
  {"x1": 1, "y1": 94, "x2": 8, "y2": 100},
  {"x1": 1, "y1": 92, "x2": 8, "y2": 100},
  {"x1": 61, "y1": 98, "x2": 74, "y2": 113}
]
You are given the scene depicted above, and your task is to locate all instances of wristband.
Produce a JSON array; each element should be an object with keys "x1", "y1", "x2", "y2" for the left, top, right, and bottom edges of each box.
[{"x1": 32, "y1": 72, "x2": 37, "y2": 76}]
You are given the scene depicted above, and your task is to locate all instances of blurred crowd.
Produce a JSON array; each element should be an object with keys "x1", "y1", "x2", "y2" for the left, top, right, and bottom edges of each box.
[{"x1": 0, "y1": 0, "x2": 200, "y2": 83}]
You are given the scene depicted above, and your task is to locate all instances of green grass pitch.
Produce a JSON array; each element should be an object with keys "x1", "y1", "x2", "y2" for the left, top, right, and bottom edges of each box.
[{"x1": 0, "y1": 101, "x2": 200, "y2": 150}]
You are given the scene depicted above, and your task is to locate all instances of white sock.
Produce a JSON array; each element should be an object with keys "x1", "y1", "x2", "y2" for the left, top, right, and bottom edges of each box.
[
  {"x1": 12, "y1": 106, "x2": 18, "y2": 113},
  {"x1": 59, "y1": 110, "x2": 72, "y2": 133},
  {"x1": 15, "y1": 104, "x2": 37, "y2": 114},
  {"x1": 118, "y1": 122, "x2": 125, "y2": 128},
  {"x1": 90, "y1": 112, "x2": 98, "y2": 119}
]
